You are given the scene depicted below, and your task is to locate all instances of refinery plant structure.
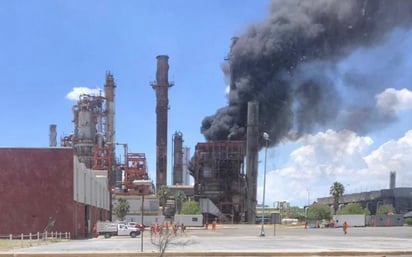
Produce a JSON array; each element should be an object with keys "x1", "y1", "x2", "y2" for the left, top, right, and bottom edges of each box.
[{"x1": 0, "y1": 51, "x2": 262, "y2": 238}]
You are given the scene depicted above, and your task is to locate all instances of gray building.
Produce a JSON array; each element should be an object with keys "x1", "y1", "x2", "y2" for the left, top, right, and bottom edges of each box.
[
  {"x1": 317, "y1": 187, "x2": 412, "y2": 215},
  {"x1": 318, "y1": 172, "x2": 412, "y2": 215}
]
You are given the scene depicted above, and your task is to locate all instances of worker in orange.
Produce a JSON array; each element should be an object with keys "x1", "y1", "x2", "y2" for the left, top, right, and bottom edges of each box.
[
  {"x1": 342, "y1": 221, "x2": 348, "y2": 235},
  {"x1": 93, "y1": 223, "x2": 97, "y2": 237},
  {"x1": 172, "y1": 223, "x2": 178, "y2": 235},
  {"x1": 212, "y1": 218, "x2": 217, "y2": 230}
]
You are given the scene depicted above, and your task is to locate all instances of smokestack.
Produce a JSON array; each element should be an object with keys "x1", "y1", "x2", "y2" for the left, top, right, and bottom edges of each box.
[
  {"x1": 182, "y1": 146, "x2": 191, "y2": 185},
  {"x1": 389, "y1": 171, "x2": 396, "y2": 189},
  {"x1": 172, "y1": 131, "x2": 183, "y2": 185},
  {"x1": 151, "y1": 55, "x2": 173, "y2": 192},
  {"x1": 104, "y1": 71, "x2": 115, "y2": 145},
  {"x1": 104, "y1": 71, "x2": 116, "y2": 186},
  {"x1": 49, "y1": 124, "x2": 57, "y2": 147},
  {"x1": 245, "y1": 101, "x2": 259, "y2": 224}
]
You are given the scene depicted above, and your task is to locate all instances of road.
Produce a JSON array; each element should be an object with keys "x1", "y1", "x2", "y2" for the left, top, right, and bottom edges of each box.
[{"x1": 2, "y1": 225, "x2": 412, "y2": 256}]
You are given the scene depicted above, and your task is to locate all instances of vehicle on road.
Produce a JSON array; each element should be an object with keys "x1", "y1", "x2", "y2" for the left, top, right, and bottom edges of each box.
[
  {"x1": 96, "y1": 221, "x2": 140, "y2": 238},
  {"x1": 127, "y1": 222, "x2": 145, "y2": 231}
]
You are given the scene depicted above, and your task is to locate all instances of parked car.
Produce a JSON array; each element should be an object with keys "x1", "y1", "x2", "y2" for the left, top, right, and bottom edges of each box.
[{"x1": 127, "y1": 222, "x2": 145, "y2": 231}]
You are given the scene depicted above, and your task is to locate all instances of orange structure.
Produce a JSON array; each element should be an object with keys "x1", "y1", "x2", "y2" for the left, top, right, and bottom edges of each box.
[
  {"x1": 92, "y1": 146, "x2": 112, "y2": 171},
  {"x1": 123, "y1": 152, "x2": 149, "y2": 192}
]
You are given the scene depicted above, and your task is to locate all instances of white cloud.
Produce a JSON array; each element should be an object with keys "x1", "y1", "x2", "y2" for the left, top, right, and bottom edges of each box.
[
  {"x1": 259, "y1": 129, "x2": 412, "y2": 207},
  {"x1": 66, "y1": 87, "x2": 104, "y2": 101},
  {"x1": 364, "y1": 130, "x2": 412, "y2": 187},
  {"x1": 376, "y1": 88, "x2": 412, "y2": 113}
]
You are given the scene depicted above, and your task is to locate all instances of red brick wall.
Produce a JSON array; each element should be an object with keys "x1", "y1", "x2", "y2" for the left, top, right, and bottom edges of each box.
[
  {"x1": 72, "y1": 201, "x2": 110, "y2": 238},
  {"x1": 0, "y1": 147, "x2": 110, "y2": 238},
  {"x1": 0, "y1": 148, "x2": 74, "y2": 235}
]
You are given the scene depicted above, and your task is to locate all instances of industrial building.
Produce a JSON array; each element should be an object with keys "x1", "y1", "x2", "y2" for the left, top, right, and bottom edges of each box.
[
  {"x1": 192, "y1": 141, "x2": 246, "y2": 223},
  {"x1": 317, "y1": 172, "x2": 412, "y2": 215},
  {"x1": 0, "y1": 70, "x2": 151, "y2": 237},
  {"x1": 0, "y1": 52, "x2": 265, "y2": 239},
  {"x1": 0, "y1": 147, "x2": 110, "y2": 237},
  {"x1": 0, "y1": 72, "x2": 119, "y2": 238}
]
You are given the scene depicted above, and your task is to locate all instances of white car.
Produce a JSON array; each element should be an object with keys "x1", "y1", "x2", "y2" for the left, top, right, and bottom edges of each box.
[{"x1": 127, "y1": 222, "x2": 145, "y2": 231}]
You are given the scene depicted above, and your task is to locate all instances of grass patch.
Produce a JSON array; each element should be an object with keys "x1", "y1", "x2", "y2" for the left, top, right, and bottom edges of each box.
[{"x1": 0, "y1": 237, "x2": 69, "y2": 250}]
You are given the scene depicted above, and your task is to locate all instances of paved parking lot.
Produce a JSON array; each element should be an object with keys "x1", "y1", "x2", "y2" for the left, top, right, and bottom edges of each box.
[{"x1": 2, "y1": 225, "x2": 412, "y2": 256}]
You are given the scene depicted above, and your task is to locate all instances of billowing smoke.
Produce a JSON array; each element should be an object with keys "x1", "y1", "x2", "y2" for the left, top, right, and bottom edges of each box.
[{"x1": 201, "y1": 0, "x2": 412, "y2": 148}]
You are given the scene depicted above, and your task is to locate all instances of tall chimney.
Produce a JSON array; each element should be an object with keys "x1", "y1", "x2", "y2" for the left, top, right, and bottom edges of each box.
[
  {"x1": 151, "y1": 55, "x2": 173, "y2": 192},
  {"x1": 389, "y1": 171, "x2": 396, "y2": 189},
  {"x1": 104, "y1": 71, "x2": 115, "y2": 146},
  {"x1": 104, "y1": 71, "x2": 116, "y2": 186},
  {"x1": 49, "y1": 124, "x2": 57, "y2": 147},
  {"x1": 246, "y1": 101, "x2": 259, "y2": 224},
  {"x1": 172, "y1": 131, "x2": 183, "y2": 185},
  {"x1": 182, "y1": 146, "x2": 191, "y2": 185}
]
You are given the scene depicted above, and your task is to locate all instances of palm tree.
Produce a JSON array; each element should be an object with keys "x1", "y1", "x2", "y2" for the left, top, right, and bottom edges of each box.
[
  {"x1": 158, "y1": 185, "x2": 169, "y2": 215},
  {"x1": 329, "y1": 182, "x2": 345, "y2": 215},
  {"x1": 174, "y1": 191, "x2": 186, "y2": 214}
]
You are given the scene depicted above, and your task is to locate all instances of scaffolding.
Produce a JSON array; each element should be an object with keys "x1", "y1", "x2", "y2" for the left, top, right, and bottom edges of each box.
[{"x1": 193, "y1": 141, "x2": 246, "y2": 223}]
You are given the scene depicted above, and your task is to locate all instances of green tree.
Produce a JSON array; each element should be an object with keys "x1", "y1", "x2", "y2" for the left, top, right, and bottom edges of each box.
[
  {"x1": 307, "y1": 203, "x2": 331, "y2": 221},
  {"x1": 376, "y1": 204, "x2": 395, "y2": 215},
  {"x1": 113, "y1": 198, "x2": 129, "y2": 221},
  {"x1": 158, "y1": 185, "x2": 169, "y2": 215},
  {"x1": 338, "y1": 203, "x2": 370, "y2": 215},
  {"x1": 404, "y1": 218, "x2": 412, "y2": 226},
  {"x1": 174, "y1": 191, "x2": 186, "y2": 214},
  {"x1": 283, "y1": 206, "x2": 305, "y2": 219},
  {"x1": 181, "y1": 200, "x2": 201, "y2": 215},
  {"x1": 329, "y1": 181, "x2": 345, "y2": 215}
]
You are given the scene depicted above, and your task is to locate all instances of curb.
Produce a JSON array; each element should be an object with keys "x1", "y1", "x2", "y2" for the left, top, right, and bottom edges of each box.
[{"x1": 2, "y1": 251, "x2": 412, "y2": 257}]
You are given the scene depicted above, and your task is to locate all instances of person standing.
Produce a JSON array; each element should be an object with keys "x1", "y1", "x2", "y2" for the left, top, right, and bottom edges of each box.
[
  {"x1": 212, "y1": 218, "x2": 217, "y2": 230},
  {"x1": 342, "y1": 221, "x2": 348, "y2": 235}
]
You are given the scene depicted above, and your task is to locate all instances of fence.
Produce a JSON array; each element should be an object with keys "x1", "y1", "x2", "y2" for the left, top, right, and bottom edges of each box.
[{"x1": 0, "y1": 231, "x2": 71, "y2": 250}]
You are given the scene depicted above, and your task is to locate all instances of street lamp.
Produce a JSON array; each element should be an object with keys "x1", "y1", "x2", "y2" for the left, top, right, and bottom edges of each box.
[
  {"x1": 259, "y1": 132, "x2": 270, "y2": 237},
  {"x1": 132, "y1": 179, "x2": 153, "y2": 252}
]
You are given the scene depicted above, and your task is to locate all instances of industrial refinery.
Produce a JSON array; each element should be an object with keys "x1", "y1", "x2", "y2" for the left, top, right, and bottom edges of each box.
[
  {"x1": 2, "y1": 0, "x2": 412, "y2": 239},
  {"x1": 0, "y1": 46, "x2": 261, "y2": 238}
]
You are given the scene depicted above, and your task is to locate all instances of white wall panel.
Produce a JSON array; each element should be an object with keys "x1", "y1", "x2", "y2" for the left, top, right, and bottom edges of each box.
[{"x1": 73, "y1": 157, "x2": 110, "y2": 210}]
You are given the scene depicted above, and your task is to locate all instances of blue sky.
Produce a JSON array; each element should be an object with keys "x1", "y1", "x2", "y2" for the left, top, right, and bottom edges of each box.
[{"x1": 1, "y1": 0, "x2": 411, "y2": 207}]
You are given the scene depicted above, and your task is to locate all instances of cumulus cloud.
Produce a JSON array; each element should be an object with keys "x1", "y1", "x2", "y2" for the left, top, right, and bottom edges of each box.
[
  {"x1": 66, "y1": 87, "x2": 104, "y2": 101},
  {"x1": 364, "y1": 130, "x2": 412, "y2": 186},
  {"x1": 259, "y1": 129, "x2": 412, "y2": 207},
  {"x1": 376, "y1": 88, "x2": 412, "y2": 113}
]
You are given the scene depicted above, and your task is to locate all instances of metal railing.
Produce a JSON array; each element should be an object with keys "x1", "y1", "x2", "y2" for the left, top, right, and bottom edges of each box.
[{"x1": 0, "y1": 231, "x2": 71, "y2": 250}]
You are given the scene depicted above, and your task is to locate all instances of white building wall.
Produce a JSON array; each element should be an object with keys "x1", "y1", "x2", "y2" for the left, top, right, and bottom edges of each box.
[{"x1": 73, "y1": 156, "x2": 110, "y2": 210}]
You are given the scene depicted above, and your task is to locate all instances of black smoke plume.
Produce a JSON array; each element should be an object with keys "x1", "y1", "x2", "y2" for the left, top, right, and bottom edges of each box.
[{"x1": 201, "y1": 0, "x2": 412, "y2": 148}]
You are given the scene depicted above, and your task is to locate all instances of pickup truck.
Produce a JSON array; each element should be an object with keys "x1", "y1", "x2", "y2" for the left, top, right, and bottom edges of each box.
[{"x1": 96, "y1": 221, "x2": 140, "y2": 238}]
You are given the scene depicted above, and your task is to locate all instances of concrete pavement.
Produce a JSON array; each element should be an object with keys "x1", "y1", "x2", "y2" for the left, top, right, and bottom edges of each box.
[{"x1": 1, "y1": 224, "x2": 411, "y2": 256}]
